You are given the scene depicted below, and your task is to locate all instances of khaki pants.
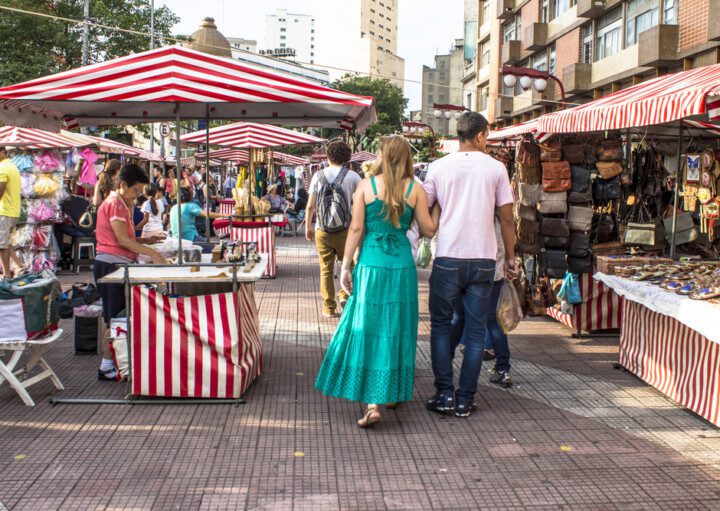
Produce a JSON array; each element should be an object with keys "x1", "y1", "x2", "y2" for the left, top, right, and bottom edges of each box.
[{"x1": 315, "y1": 229, "x2": 351, "y2": 314}]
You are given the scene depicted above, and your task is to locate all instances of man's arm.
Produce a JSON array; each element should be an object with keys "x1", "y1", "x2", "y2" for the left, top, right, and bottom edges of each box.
[
  {"x1": 422, "y1": 166, "x2": 437, "y2": 207},
  {"x1": 498, "y1": 203, "x2": 517, "y2": 279},
  {"x1": 0, "y1": 182, "x2": 6, "y2": 201},
  {"x1": 305, "y1": 193, "x2": 317, "y2": 241}
]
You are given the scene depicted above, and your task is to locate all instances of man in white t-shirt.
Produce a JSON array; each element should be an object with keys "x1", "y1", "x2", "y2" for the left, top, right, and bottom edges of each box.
[
  {"x1": 423, "y1": 112, "x2": 517, "y2": 418},
  {"x1": 305, "y1": 141, "x2": 361, "y2": 317}
]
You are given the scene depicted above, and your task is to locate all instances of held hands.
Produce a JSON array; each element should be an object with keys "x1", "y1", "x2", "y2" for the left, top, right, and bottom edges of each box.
[{"x1": 340, "y1": 266, "x2": 353, "y2": 295}]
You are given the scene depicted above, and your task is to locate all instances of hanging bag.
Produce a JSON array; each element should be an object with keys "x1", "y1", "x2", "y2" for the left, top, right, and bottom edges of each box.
[
  {"x1": 518, "y1": 183, "x2": 542, "y2": 206},
  {"x1": 540, "y1": 141, "x2": 563, "y2": 162},
  {"x1": 596, "y1": 161, "x2": 624, "y2": 180},
  {"x1": 562, "y1": 144, "x2": 586, "y2": 165},
  {"x1": 541, "y1": 161, "x2": 572, "y2": 192},
  {"x1": 538, "y1": 191, "x2": 568, "y2": 214},
  {"x1": 568, "y1": 205, "x2": 593, "y2": 231},
  {"x1": 598, "y1": 139, "x2": 623, "y2": 161},
  {"x1": 623, "y1": 201, "x2": 667, "y2": 249},
  {"x1": 568, "y1": 231, "x2": 591, "y2": 258},
  {"x1": 663, "y1": 212, "x2": 698, "y2": 246},
  {"x1": 516, "y1": 140, "x2": 540, "y2": 166}
]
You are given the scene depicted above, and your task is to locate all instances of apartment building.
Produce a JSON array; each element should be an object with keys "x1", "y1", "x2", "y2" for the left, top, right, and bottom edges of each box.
[
  {"x1": 313, "y1": 0, "x2": 405, "y2": 86},
  {"x1": 227, "y1": 37, "x2": 257, "y2": 55},
  {"x1": 422, "y1": 39, "x2": 467, "y2": 136},
  {"x1": 463, "y1": 0, "x2": 480, "y2": 113},
  {"x1": 480, "y1": 0, "x2": 720, "y2": 125},
  {"x1": 265, "y1": 9, "x2": 316, "y2": 64}
]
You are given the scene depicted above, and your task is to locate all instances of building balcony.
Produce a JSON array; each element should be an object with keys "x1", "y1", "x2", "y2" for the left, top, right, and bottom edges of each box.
[
  {"x1": 495, "y1": 96, "x2": 514, "y2": 119},
  {"x1": 637, "y1": 24, "x2": 679, "y2": 67},
  {"x1": 501, "y1": 40, "x2": 522, "y2": 65},
  {"x1": 562, "y1": 63, "x2": 592, "y2": 94},
  {"x1": 576, "y1": 0, "x2": 606, "y2": 19},
  {"x1": 591, "y1": 45, "x2": 639, "y2": 84},
  {"x1": 497, "y1": 0, "x2": 515, "y2": 20},
  {"x1": 524, "y1": 23, "x2": 548, "y2": 52}
]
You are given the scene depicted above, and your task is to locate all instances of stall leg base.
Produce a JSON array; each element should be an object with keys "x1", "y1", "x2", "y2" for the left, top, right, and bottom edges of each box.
[{"x1": 49, "y1": 397, "x2": 246, "y2": 406}]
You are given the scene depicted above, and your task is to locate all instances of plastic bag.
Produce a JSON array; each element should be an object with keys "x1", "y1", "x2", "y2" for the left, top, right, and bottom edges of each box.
[
  {"x1": 33, "y1": 173, "x2": 59, "y2": 196},
  {"x1": 12, "y1": 154, "x2": 34, "y2": 172},
  {"x1": 27, "y1": 199, "x2": 58, "y2": 223},
  {"x1": 496, "y1": 280, "x2": 524, "y2": 333},
  {"x1": 78, "y1": 148, "x2": 99, "y2": 187},
  {"x1": 416, "y1": 238, "x2": 431, "y2": 268},
  {"x1": 557, "y1": 272, "x2": 582, "y2": 305},
  {"x1": 34, "y1": 151, "x2": 63, "y2": 173},
  {"x1": 30, "y1": 225, "x2": 53, "y2": 250},
  {"x1": 20, "y1": 173, "x2": 36, "y2": 198},
  {"x1": 11, "y1": 224, "x2": 33, "y2": 248}
]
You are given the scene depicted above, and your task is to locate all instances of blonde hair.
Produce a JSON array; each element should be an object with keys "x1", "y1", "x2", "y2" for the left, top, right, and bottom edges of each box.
[{"x1": 377, "y1": 135, "x2": 414, "y2": 228}]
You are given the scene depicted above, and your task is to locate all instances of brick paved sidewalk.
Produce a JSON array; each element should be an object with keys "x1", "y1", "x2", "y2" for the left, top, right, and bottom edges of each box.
[{"x1": 1, "y1": 237, "x2": 719, "y2": 510}]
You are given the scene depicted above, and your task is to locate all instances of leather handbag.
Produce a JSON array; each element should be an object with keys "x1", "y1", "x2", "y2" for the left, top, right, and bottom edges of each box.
[
  {"x1": 570, "y1": 165, "x2": 591, "y2": 192},
  {"x1": 593, "y1": 212, "x2": 618, "y2": 244},
  {"x1": 517, "y1": 163, "x2": 541, "y2": 185},
  {"x1": 516, "y1": 217, "x2": 540, "y2": 255},
  {"x1": 541, "y1": 235, "x2": 570, "y2": 249},
  {"x1": 568, "y1": 205, "x2": 593, "y2": 231},
  {"x1": 78, "y1": 204, "x2": 97, "y2": 230},
  {"x1": 596, "y1": 161, "x2": 624, "y2": 179},
  {"x1": 540, "y1": 141, "x2": 562, "y2": 162},
  {"x1": 562, "y1": 144, "x2": 585, "y2": 165},
  {"x1": 516, "y1": 140, "x2": 540, "y2": 166},
  {"x1": 569, "y1": 189, "x2": 593, "y2": 204},
  {"x1": 540, "y1": 217, "x2": 570, "y2": 238},
  {"x1": 623, "y1": 203, "x2": 666, "y2": 249},
  {"x1": 568, "y1": 255, "x2": 593, "y2": 274},
  {"x1": 515, "y1": 203, "x2": 537, "y2": 221},
  {"x1": 663, "y1": 212, "x2": 698, "y2": 246},
  {"x1": 519, "y1": 183, "x2": 542, "y2": 206},
  {"x1": 598, "y1": 139, "x2": 623, "y2": 161},
  {"x1": 568, "y1": 231, "x2": 591, "y2": 258},
  {"x1": 593, "y1": 176, "x2": 621, "y2": 204},
  {"x1": 538, "y1": 191, "x2": 568, "y2": 214},
  {"x1": 542, "y1": 161, "x2": 572, "y2": 192},
  {"x1": 540, "y1": 249, "x2": 568, "y2": 279}
]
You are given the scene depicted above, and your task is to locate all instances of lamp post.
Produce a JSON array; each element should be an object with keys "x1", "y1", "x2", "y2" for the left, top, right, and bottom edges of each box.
[
  {"x1": 432, "y1": 103, "x2": 470, "y2": 121},
  {"x1": 402, "y1": 121, "x2": 437, "y2": 158},
  {"x1": 500, "y1": 65, "x2": 567, "y2": 109}
]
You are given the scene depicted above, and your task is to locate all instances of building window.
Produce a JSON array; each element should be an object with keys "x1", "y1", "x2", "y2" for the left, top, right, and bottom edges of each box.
[
  {"x1": 280, "y1": 35, "x2": 286, "y2": 40},
  {"x1": 664, "y1": 0, "x2": 677, "y2": 24},
  {"x1": 503, "y1": 14, "x2": 522, "y2": 43},
  {"x1": 428, "y1": 95, "x2": 434, "y2": 103},
  {"x1": 626, "y1": 0, "x2": 659, "y2": 46},
  {"x1": 280, "y1": 28, "x2": 286, "y2": 32},
  {"x1": 595, "y1": 7, "x2": 622, "y2": 61},
  {"x1": 428, "y1": 84, "x2": 434, "y2": 91},
  {"x1": 481, "y1": 0, "x2": 490, "y2": 24},
  {"x1": 480, "y1": 86, "x2": 489, "y2": 111},
  {"x1": 553, "y1": 0, "x2": 576, "y2": 20},
  {"x1": 531, "y1": 52, "x2": 547, "y2": 72},
  {"x1": 280, "y1": 43, "x2": 285, "y2": 47},
  {"x1": 466, "y1": 92, "x2": 473, "y2": 109},
  {"x1": 311, "y1": 29, "x2": 315, "y2": 33},
  {"x1": 582, "y1": 23, "x2": 592, "y2": 63},
  {"x1": 548, "y1": 43, "x2": 556, "y2": 74}
]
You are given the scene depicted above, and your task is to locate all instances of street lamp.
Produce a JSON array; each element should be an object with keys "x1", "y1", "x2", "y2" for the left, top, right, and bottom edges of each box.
[
  {"x1": 433, "y1": 103, "x2": 470, "y2": 121},
  {"x1": 402, "y1": 121, "x2": 437, "y2": 158},
  {"x1": 500, "y1": 65, "x2": 567, "y2": 108}
]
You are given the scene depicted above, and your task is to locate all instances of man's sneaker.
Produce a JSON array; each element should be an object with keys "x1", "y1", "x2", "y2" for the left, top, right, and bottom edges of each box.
[
  {"x1": 425, "y1": 393, "x2": 454, "y2": 414},
  {"x1": 454, "y1": 400, "x2": 477, "y2": 418},
  {"x1": 489, "y1": 369, "x2": 513, "y2": 388},
  {"x1": 322, "y1": 311, "x2": 339, "y2": 318}
]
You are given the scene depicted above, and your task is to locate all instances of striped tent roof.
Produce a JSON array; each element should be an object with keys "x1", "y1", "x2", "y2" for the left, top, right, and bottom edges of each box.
[
  {"x1": 349, "y1": 151, "x2": 377, "y2": 163},
  {"x1": 488, "y1": 120, "x2": 538, "y2": 141},
  {"x1": 193, "y1": 148, "x2": 309, "y2": 166},
  {"x1": 274, "y1": 152, "x2": 310, "y2": 165},
  {"x1": 180, "y1": 122, "x2": 324, "y2": 148},
  {"x1": 0, "y1": 126, "x2": 90, "y2": 149},
  {"x1": 538, "y1": 63, "x2": 720, "y2": 134},
  {"x1": 0, "y1": 45, "x2": 377, "y2": 132}
]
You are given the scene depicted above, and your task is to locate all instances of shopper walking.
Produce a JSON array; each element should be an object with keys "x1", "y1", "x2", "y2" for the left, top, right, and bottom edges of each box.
[
  {"x1": 0, "y1": 147, "x2": 21, "y2": 278},
  {"x1": 423, "y1": 112, "x2": 517, "y2": 418},
  {"x1": 315, "y1": 135, "x2": 440, "y2": 427},
  {"x1": 305, "y1": 141, "x2": 361, "y2": 317}
]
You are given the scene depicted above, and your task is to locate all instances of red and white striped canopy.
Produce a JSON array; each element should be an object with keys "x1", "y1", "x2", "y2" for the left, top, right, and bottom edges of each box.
[
  {"x1": 0, "y1": 126, "x2": 90, "y2": 149},
  {"x1": 0, "y1": 45, "x2": 377, "y2": 132},
  {"x1": 274, "y1": 152, "x2": 310, "y2": 165},
  {"x1": 488, "y1": 120, "x2": 538, "y2": 141},
  {"x1": 538, "y1": 63, "x2": 720, "y2": 134},
  {"x1": 66, "y1": 133, "x2": 163, "y2": 162},
  {"x1": 193, "y1": 148, "x2": 308, "y2": 166},
  {"x1": 180, "y1": 122, "x2": 323, "y2": 149},
  {"x1": 349, "y1": 151, "x2": 377, "y2": 163}
]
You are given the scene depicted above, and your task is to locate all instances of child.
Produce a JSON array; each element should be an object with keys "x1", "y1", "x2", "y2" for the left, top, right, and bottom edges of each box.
[{"x1": 136, "y1": 183, "x2": 166, "y2": 238}]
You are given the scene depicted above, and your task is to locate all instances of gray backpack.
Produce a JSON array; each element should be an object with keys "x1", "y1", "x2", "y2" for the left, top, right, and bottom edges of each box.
[{"x1": 317, "y1": 168, "x2": 352, "y2": 232}]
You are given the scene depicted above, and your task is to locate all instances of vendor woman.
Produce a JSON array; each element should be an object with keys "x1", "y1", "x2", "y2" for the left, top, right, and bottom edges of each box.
[
  {"x1": 262, "y1": 183, "x2": 289, "y2": 212},
  {"x1": 94, "y1": 164, "x2": 165, "y2": 382}
]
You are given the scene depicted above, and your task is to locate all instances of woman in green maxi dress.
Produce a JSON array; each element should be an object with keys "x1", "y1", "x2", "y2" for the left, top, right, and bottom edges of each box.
[{"x1": 315, "y1": 135, "x2": 440, "y2": 428}]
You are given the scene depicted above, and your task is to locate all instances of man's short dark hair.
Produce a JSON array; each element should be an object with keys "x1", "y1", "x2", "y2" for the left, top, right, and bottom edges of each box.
[
  {"x1": 326, "y1": 141, "x2": 352, "y2": 165},
  {"x1": 118, "y1": 163, "x2": 150, "y2": 188},
  {"x1": 179, "y1": 186, "x2": 193, "y2": 203},
  {"x1": 456, "y1": 112, "x2": 489, "y2": 143}
]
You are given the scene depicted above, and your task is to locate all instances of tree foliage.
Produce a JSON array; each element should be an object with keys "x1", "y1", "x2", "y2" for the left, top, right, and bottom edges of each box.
[{"x1": 330, "y1": 74, "x2": 408, "y2": 151}]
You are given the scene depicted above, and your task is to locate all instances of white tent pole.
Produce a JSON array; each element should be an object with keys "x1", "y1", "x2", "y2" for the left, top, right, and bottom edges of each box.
[{"x1": 176, "y1": 103, "x2": 183, "y2": 265}]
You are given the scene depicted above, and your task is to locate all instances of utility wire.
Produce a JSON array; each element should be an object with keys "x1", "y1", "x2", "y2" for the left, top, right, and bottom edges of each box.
[{"x1": 0, "y1": 2, "x2": 581, "y2": 108}]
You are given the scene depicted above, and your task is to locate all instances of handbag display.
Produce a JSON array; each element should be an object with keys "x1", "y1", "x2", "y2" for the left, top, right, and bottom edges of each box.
[
  {"x1": 569, "y1": 189, "x2": 593, "y2": 205},
  {"x1": 663, "y1": 212, "x2": 698, "y2": 246},
  {"x1": 570, "y1": 165, "x2": 592, "y2": 192},
  {"x1": 568, "y1": 231, "x2": 591, "y2": 258},
  {"x1": 540, "y1": 249, "x2": 568, "y2": 279},
  {"x1": 596, "y1": 161, "x2": 624, "y2": 180},
  {"x1": 517, "y1": 163, "x2": 541, "y2": 185},
  {"x1": 540, "y1": 217, "x2": 570, "y2": 238},
  {"x1": 541, "y1": 235, "x2": 570, "y2": 249},
  {"x1": 568, "y1": 205, "x2": 593, "y2": 231},
  {"x1": 516, "y1": 217, "x2": 540, "y2": 255},
  {"x1": 514, "y1": 203, "x2": 537, "y2": 221},
  {"x1": 593, "y1": 212, "x2": 619, "y2": 244},
  {"x1": 516, "y1": 140, "x2": 540, "y2": 166},
  {"x1": 562, "y1": 144, "x2": 585, "y2": 165},
  {"x1": 568, "y1": 255, "x2": 593, "y2": 274},
  {"x1": 598, "y1": 139, "x2": 623, "y2": 161},
  {"x1": 623, "y1": 202, "x2": 666, "y2": 249},
  {"x1": 538, "y1": 191, "x2": 568, "y2": 214},
  {"x1": 542, "y1": 161, "x2": 572, "y2": 192},
  {"x1": 593, "y1": 176, "x2": 621, "y2": 204},
  {"x1": 540, "y1": 141, "x2": 562, "y2": 162},
  {"x1": 519, "y1": 183, "x2": 542, "y2": 206}
]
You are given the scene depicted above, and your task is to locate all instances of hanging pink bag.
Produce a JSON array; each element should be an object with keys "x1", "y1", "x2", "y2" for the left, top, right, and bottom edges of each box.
[{"x1": 78, "y1": 148, "x2": 100, "y2": 187}]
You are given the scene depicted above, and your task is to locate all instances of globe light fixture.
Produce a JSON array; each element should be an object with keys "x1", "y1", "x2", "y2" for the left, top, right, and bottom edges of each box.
[
  {"x1": 433, "y1": 109, "x2": 443, "y2": 119},
  {"x1": 519, "y1": 75, "x2": 533, "y2": 90},
  {"x1": 454, "y1": 111, "x2": 462, "y2": 120},
  {"x1": 410, "y1": 126, "x2": 418, "y2": 134},
  {"x1": 444, "y1": 111, "x2": 452, "y2": 119},
  {"x1": 534, "y1": 78, "x2": 548, "y2": 92},
  {"x1": 402, "y1": 125, "x2": 409, "y2": 133},
  {"x1": 503, "y1": 74, "x2": 517, "y2": 88},
  {"x1": 417, "y1": 127, "x2": 425, "y2": 134}
]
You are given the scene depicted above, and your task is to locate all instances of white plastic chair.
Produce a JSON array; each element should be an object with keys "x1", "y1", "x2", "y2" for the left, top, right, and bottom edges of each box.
[{"x1": 0, "y1": 329, "x2": 65, "y2": 406}]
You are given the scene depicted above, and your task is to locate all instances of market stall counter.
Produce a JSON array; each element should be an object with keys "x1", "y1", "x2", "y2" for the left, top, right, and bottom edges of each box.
[
  {"x1": 99, "y1": 261, "x2": 265, "y2": 400},
  {"x1": 595, "y1": 266, "x2": 720, "y2": 427}
]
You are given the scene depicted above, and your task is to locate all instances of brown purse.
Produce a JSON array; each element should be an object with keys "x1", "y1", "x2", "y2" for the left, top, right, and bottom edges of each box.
[
  {"x1": 516, "y1": 140, "x2": 540, "y2": 166},
  {"x1": 540, "y1": 141, "x2": 562, "y2": 162},
  {"x1": 562, "y1": 144, "x2": 585, "y2": 165},
  {"x1": 596, "y1": 161, "x2": 623, "y2": 179},
  {"x1": 598, "y1": 140, "x2": 623, "y2": 161},
  {"x1": 541, "y1": 161, "x2": 572, "y2": 192},
  {"x1": 516, "y1": 163, "x2": 541, "y2": 185}
]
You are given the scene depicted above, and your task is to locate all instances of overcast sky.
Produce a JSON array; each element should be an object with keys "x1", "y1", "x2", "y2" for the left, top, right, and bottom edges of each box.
[{"x1": 158, "y1": 0, "x2": 465, "y2": 112}]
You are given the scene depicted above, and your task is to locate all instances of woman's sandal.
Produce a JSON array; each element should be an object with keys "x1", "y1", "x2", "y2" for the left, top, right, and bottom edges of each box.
[{"x1": 357, "y1": 405, "x2": 381, "y2": 428}]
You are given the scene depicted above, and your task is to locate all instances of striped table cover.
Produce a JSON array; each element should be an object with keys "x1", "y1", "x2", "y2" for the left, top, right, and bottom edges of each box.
[
  {"x1": 215, "y1": 200, "x2": 236, "y2": 237},
  {"x1": 130, "y1": 284, "x2": 262, "y2": 399},
  {"x1": 229, "y1": 226, "x2": 276, "y2": 278},
  {"x1": 546, "y1": 273, "x2": 623, "y2": 333},
  {"x1": 619, "y1": 299, "x2": 720, "y2": 427}
]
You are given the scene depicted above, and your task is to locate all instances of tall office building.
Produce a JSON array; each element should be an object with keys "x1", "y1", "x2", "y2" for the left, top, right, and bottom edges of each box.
[
  {"x1": 265, "y1": 9, "x2": 316, "y2": 64},
  {"x1": 313, "y1": 0, "x2": 405, "y2": 87},
  {"x1": 421, "y1": 39, "x2": 467, "y2": 137}
]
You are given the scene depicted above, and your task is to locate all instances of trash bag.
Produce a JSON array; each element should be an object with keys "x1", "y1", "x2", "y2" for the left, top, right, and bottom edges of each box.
[
  {"x1": 416, "y1": 238, "x2": 431, "y2": 268},
  {"x1": 557, "y1": 272, "x2": 582, "y2": 305},
  {"x1": 496, "y1": 280, "x2": 523, "y2": 333}
]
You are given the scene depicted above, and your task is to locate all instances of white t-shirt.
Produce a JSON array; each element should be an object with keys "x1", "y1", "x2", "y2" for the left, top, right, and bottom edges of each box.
[
  {"x1": 423, "y1": 151, "x2": 514, "y2": 260},
  {"x1": 141, "y1": 198, "x2": 165, "y2": 234},
  {"x1": 309, "y1": 165, "x2": 362, "y2": 230}
]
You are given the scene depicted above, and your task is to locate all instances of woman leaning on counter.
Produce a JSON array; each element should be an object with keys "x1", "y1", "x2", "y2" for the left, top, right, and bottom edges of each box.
[{"x1": 93, "y1": 163, "x2": 165, "y2": 382}]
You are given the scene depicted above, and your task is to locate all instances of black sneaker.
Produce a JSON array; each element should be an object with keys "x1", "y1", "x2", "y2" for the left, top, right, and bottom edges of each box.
[
  {"x1": 489, "y1": 369, "x2": 513, "y2": 388},
  {"x1": 454, "y1": 400, "x2": 477, "y2": 418},
  {"x1": 425, "y1": 393, "x2": 454, "y2": 414}
]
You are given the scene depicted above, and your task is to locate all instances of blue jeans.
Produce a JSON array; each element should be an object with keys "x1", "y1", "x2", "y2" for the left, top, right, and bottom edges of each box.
[
  {"x1": 429, "y1": 257, "x2": 495, "y2": 402},
  {"x1": 452, "y1": 280, "x2": 511, "y2": 373}
]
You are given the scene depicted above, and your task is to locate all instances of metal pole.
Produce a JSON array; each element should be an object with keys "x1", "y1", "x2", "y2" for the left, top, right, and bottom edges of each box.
[
  {"x1": 123, "y1": 264, "x2": 132, "y2": 385},
  {"x1": 205, "y1": 105, "x2": 211, "y2": 239},
  {"x1": 148, "y1": 0, "x2": 155, "y2": 174},
  {"x1": 175, "y1": 103, "x2": 183, "y2": 265},
  {"x1": 670, "y1": 120, "x2": 683, "y2": 259},
  {"x1": 82, "y1": 0, "x2": 90, "y2": 66}
]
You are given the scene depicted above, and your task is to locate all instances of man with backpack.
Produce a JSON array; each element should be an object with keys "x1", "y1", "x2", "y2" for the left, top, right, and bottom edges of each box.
[{"x1": 305, "y1": 141, "x2": 361, "y2": 317}]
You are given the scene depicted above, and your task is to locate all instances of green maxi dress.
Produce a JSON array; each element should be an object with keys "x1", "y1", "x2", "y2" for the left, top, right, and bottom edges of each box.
[{"x1": 315, "y1": 177, "x2": 418, "y2": 404}]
